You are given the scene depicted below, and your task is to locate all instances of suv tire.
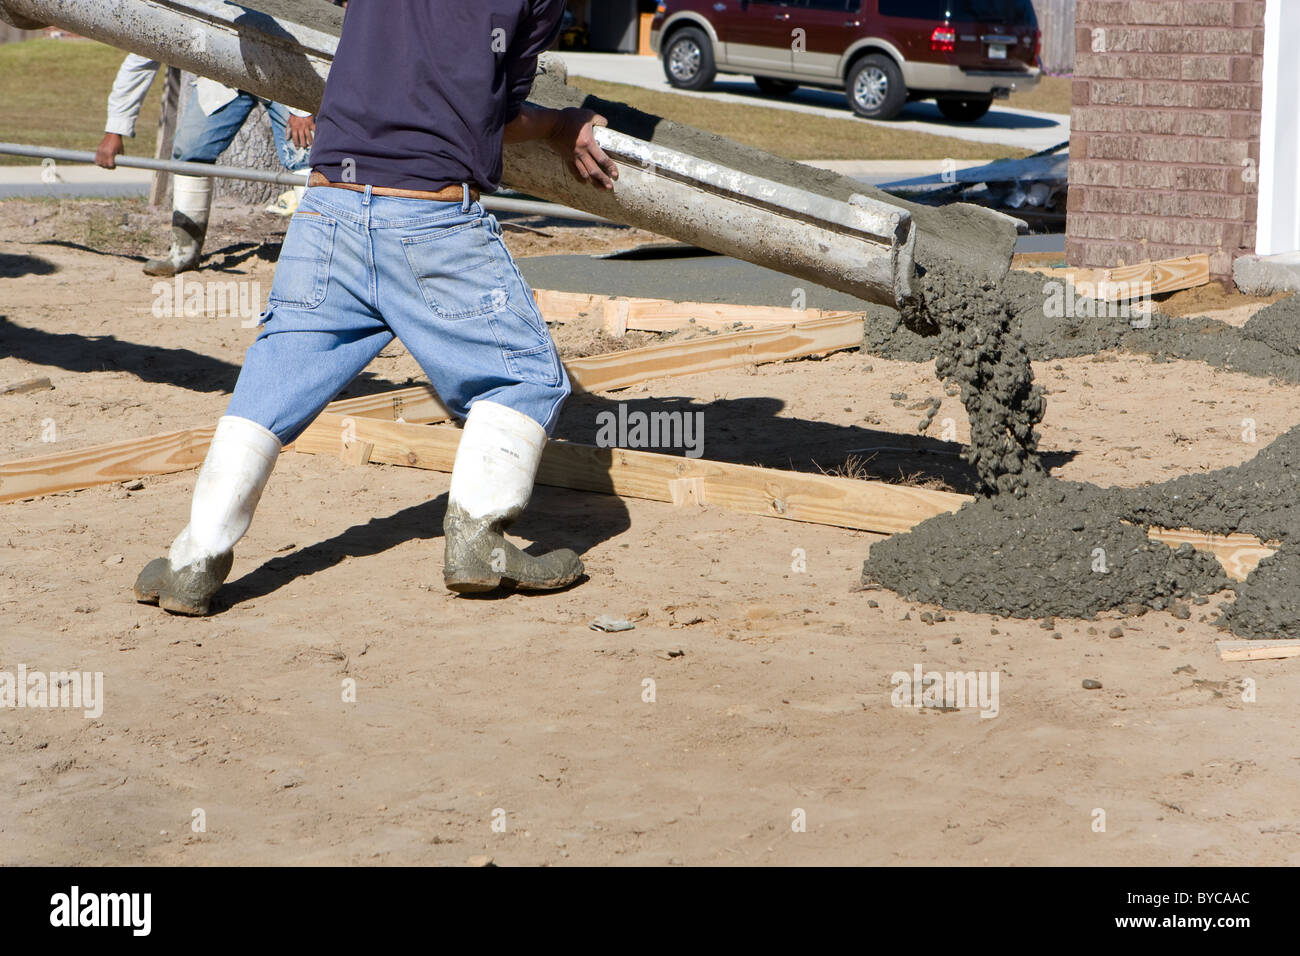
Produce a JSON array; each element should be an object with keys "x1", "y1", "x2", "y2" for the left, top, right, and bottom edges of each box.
[
  {"x1": 662, "y1": 26, "x2": 716, "y2": 91},
  {"x1": 846, "y1": 54, "x2": 907, "y2": 120},
  {"x1": 754, "y1": 77, "x2": 799, "y2": 97},
  {"x1": 937, "y1": 97, "x2": 993, "y2": 122}
]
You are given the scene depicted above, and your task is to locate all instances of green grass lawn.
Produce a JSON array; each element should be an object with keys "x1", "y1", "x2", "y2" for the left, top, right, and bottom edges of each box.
[
  {"x1": 1006, "y1": 74, "x2": 1072, "y2": 116},
  {"x1": 574, "y1": 76, "x2": 1029, "y2": 161},
  {"x1": 0, "y1": 37, "x2": 165, "y2": 165}
]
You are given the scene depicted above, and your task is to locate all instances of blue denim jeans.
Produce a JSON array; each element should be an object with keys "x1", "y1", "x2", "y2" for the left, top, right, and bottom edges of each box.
[
  {"x1": 224, "y1": 184, "x2": 571, "y2": 442},
  {"x1": 172, "y1": 86, "x2": 312, "y2": 171}
]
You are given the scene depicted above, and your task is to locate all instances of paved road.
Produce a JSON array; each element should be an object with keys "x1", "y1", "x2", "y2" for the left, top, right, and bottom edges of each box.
[
  {"x1": 0, "y1": 163, "x2": 153, "y2": 199},
  {"x1": 560, "y1": 52, "x2": 1069, "y2": 154},
  {"x1": 518, "y1": 234, "x2": 1063, "y2": 314}
]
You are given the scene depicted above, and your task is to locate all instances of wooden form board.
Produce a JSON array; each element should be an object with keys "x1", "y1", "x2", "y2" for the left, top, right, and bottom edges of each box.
[
  {"x1": 0, "y1": 376, "x2": 53, "y2": 396},
  {"x1": 0, "y1": 425, "x2": 215, "y2": 504},
  {"x1": 1216, "y1": 640, "x2": 1300, "y2": 662},
  {"x1": 0, "y1": 381, "x2": 448, "y2": 504},
  {"x1": 293, "y1": 413, "x2": 967, "y2": 536},
  {"x1": 292, "y1": 414, "x2": 1279, "y2": 580},
  {"x1": 533, "y1": 288, "x2": 855, "y2": 334},
  {"x1": 0, "y1": 308, "x2": 863, "y2": 504},
  {"x1": 1019, "y1": 254, "x2": 1210, "y2": 301},
  {"x1": 1143, "y1": 527, "x2": 1276, "y2": 583}
]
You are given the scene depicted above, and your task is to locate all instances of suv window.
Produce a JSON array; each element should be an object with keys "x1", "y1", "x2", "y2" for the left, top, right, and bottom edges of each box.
[
  {"x1": 878, "y1": 0, "x2": 1035, "y2": 21},
  {"x1": 800, "y1": 0, "x2": 859, "y2": 10}
]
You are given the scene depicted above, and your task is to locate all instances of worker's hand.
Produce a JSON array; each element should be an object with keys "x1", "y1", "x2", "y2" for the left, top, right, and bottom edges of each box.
[
  {"x1": 286, "y1": 114, "x2": 316, "y2": 150},
  {"x1": 95, "y1": 132, "x2": 124, "y2": 169},
  {"x1": 547, "y1": 108, "x2": 618, "y2": 191}
]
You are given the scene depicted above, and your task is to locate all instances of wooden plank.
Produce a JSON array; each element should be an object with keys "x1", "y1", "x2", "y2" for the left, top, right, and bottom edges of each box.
[
  {"x1": 534, "y1": 288, "x2": 853, "y2": 333},
  {"x1": 0, "y1": 310, "x2": 864, "y2": 503},
  {"x1": 603, "y1": 298, "x2": 629, "y2": 337},
  {"x1": 0, "y1": 376, "x2": 53, "y2": 396},
  {"x1": 0, "y1": 426, "x2": 215, "y2": 504},
  {"x1": 622, "y1": 299, "x2": 846, "y2": 333},
  {"x1": 1101, "y1": 254, "x2": 1210, "y2": 296},
  {"x1": 1216, "y1": 640, "x2": 1300, "y2": 662},
  {"x1": 1019, "y1": 254, "x2": 1210, "y2": 301},
  {"x1": 1145, "y1": 527, "x2": 1276, "y2": 583},
  {"x1": 567, "y1": 313, "x2": 863, "y2": 393},
  {"x1": 293, "y1": 413, "x2": 970, "y2": 535},
  {"x1": 533, "y1": 288, "x2": 606, "y2": 321},
  {"x1": 668, "y1": 476, "x2": 707, "y2": 507},
  {"x1": 340, "y1": 440, "x2": 374, "y2": 467},
  {"x1": 294, "y1": 416, "x2": 1276, "y2": 576},
  {"x1": 323, "y1": 385, "x2": 448, "y2": 424}
]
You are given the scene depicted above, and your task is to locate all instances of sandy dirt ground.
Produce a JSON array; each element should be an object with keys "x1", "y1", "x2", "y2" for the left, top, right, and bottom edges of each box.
[{"x1": 3, "y1": 200, "x2": 1299, "y2": 866}]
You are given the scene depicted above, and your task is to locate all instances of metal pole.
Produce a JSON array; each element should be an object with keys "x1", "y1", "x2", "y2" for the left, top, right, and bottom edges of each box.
[
  {"x1": 0, "y1": 142, "x2": 611, "y2": 223},
  {"x1": 0, "y1": 142, "x2": 309, "y2": 186}
]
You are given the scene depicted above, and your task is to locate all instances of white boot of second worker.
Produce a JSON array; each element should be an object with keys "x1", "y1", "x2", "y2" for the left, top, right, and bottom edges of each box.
[
  {"x1": 443, "y1": 401, "x2": 584, "y2": 593},
  {"x1": 143, "y1": 173, "x2": 212, "y2": 276},
  {"x1": 134, "y1": 416, "x2": 281, "y2": 615}
]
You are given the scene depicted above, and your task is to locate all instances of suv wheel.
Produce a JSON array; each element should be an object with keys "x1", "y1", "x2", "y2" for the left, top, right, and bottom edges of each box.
[
  {"x1": 846, "y1": 54, "x2": 906, "y2": 120},
  {"x1": 662, "y1": 26, "x2": 716, "y2": 91},
  {"x1": 937, "y1": 97, "x2": 993, "y2": 122},
  {"x1": 754, "y1": 77, "x2": 799, "y2": 97}
]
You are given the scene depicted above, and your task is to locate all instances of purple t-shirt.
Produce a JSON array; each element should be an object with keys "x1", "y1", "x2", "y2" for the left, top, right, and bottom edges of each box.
[{"x1": 309, "y1": 0, "x2": 565, "y2": 192}]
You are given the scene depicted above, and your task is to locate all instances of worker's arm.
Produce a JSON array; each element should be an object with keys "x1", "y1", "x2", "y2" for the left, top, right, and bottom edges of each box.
[
  {"x1": 98, "y1": 54, "x2": 160, "y2": 168},
  {"x1": 504, "y1": 104, "x2": 618, "y2": 190},
  {"x1": 501, "y1": 1, "x2": 614, "y2": 189}
]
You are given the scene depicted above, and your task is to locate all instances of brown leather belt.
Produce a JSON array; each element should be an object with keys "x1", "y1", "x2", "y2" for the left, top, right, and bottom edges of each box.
[{"x1": 308, "y1": 169, "x2": 479, "y2": 202}]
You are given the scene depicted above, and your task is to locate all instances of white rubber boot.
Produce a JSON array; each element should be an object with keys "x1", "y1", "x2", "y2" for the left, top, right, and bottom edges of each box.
[
  {"x1": 134, "y1": 416, "x2": 281, "y2": 615},
  {"x1": 144, "y1": 173, "x2": 212, "y2": 276},
  {"x1": 443, "y1": 401, "x2": 584, "y2": 593}
]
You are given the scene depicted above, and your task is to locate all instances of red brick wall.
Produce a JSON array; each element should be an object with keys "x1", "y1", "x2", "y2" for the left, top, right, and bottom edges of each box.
[{"x1": 1067, "y1": 0, "x2": 1264, "y2": 279}]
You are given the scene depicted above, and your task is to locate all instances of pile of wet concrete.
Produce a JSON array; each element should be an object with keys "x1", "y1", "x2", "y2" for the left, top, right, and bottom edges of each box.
[{"x1": 862, "y1": 282, "x2": 1300, "y2": 640}]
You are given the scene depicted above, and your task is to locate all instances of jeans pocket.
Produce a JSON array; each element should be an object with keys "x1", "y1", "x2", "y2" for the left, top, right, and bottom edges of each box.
[
  {"x1": 401, "y1": 219, "x2": 508, "y2": 320},
  {"x1": 502, "y1": 341, "x2": 563, "y2": 388},
  {"x1": 269, "y1": 212, "x2": 335, "y2": 310}
]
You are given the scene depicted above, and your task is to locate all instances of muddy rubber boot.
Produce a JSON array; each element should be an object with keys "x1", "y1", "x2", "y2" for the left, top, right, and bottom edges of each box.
[
  {"x1": 443, "y1": 401, "x2": 584, "y2": 594},
  {"x1": 143, "y1": 173, "x2": 211, "y2": 277},
  {"x1": 134, "y1": 416, "x2": 280, "y2": 615}
]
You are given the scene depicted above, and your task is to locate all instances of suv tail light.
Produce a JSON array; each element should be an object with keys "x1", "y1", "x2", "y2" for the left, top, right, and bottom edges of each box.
[{"x1": 931, "y1": 25, "x2": 956, "y2": 53}]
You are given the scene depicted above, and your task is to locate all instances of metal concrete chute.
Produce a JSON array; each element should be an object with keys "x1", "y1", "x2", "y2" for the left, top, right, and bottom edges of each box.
[
  {"x1": 505, "y1": 125, "x2": 917, "y2": 306},
  {"x1": 0, "y1": 0, "x2": 1017, "y2": 308}
]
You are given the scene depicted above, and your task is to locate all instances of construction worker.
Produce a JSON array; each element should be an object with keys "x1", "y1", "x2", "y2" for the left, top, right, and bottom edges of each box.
[
  {"x1": 95, "y1": 54, "x2": 317, "y2": 275},
  {"x1": 134, "y1": 0, "x2": 618, "y2": 615}
]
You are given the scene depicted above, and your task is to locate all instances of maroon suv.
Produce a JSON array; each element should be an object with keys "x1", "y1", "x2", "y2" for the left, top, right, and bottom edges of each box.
[{"x1": 650, "y1": 0, "x2": 1041, "y2": 122}]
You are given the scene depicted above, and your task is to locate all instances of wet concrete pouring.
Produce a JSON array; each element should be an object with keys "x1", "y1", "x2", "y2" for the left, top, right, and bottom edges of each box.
[{"x1": 521, "y1": 74, "x2": 1300, "y2": 642}]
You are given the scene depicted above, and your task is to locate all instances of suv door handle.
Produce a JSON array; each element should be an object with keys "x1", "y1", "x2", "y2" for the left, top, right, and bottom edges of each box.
[
  {"x1": 774, "y1": 12, "x2": 789, "y2": 19},
  {"x1": 843, "y1": 20, "x2": 859, "y2": 26}
]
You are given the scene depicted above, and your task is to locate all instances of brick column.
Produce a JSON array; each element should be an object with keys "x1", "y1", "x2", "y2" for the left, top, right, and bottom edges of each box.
[{"x1": 1068, "y1": 0, "x2": 1264, "y2": 280}]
